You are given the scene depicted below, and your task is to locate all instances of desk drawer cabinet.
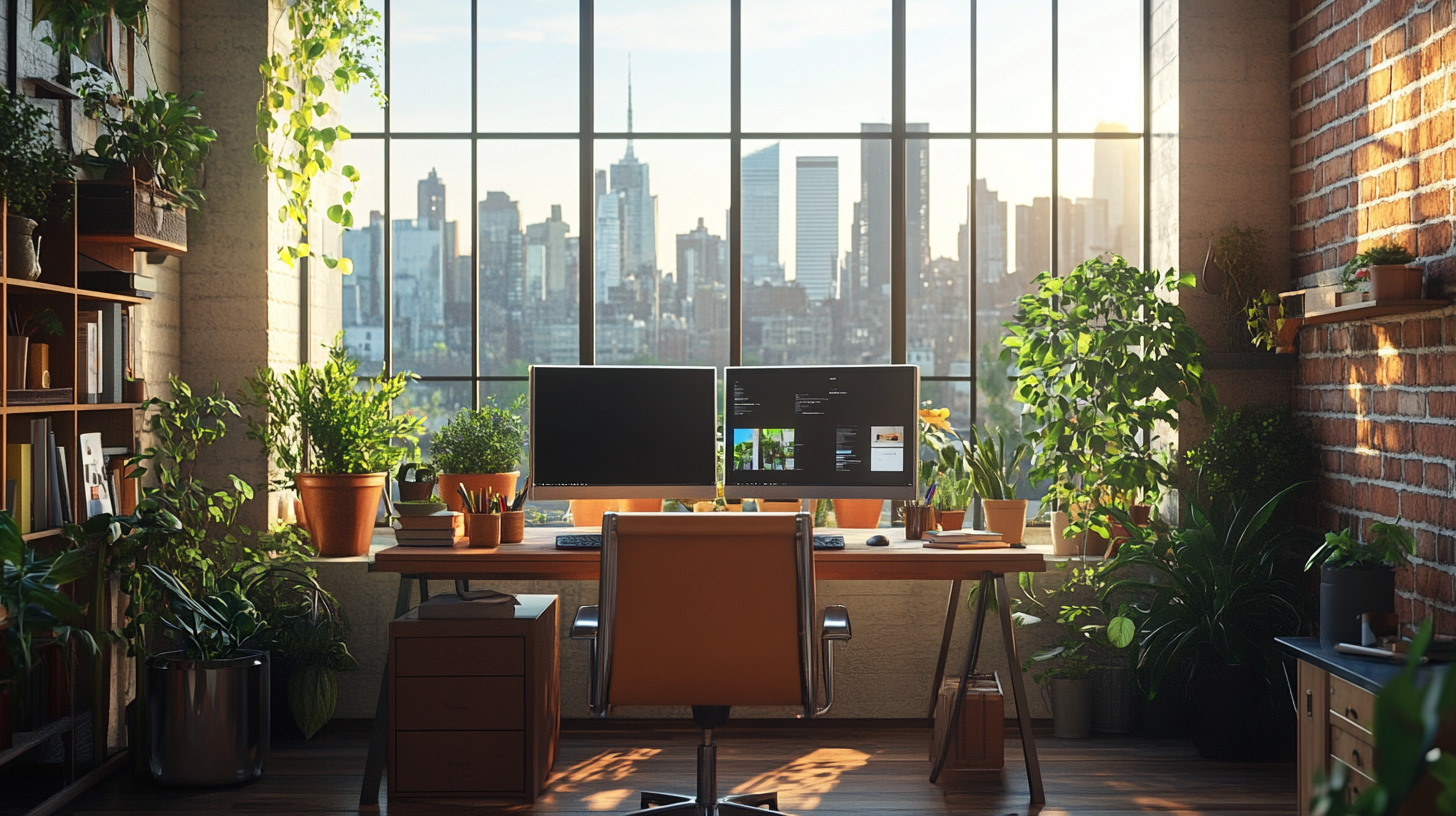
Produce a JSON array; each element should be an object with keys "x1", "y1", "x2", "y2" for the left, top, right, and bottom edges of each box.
[{"x1": 388, "y1": 597, "x2": 559, "y2": 801}]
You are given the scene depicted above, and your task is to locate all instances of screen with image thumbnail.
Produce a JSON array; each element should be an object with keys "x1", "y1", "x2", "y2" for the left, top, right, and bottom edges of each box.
[
  {"x1": 529, "y1": 365, "x2": 719, "y2": 499},
  {"x1": 723, "y1": 365, "x2": 920, "y2": 499}
]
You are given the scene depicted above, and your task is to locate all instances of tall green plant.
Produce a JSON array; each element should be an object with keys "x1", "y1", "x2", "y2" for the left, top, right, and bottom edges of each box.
[
  {"x1": 1, "y1": 511, "x2": 96, "y2": 674},
  {"x1": 256, "y1": 0, "x2": 383, "y2": 274},
  {"x1": 240, "y1": 334, "x2": 423, "y2": 486},
  {"x1": 0, "y1": 91, "x2": 73, "y2": 221},
  {"x1": 431, "y1": 395, "x2": 527, "y2": 475},
  {"x1": 1003, "y1": 256, "x2": 1217, "y2": 536},
  {"x1": 965, "y1": 426, "x2": 1028, "y2": 501}
]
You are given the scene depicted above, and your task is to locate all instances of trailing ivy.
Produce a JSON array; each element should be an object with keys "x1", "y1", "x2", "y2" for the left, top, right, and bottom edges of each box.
[{"x1": 255, "y1": 0, "x2": 383, "y2": 275}]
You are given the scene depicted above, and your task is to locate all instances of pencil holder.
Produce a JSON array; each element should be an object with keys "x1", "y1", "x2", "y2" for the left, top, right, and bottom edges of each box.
[
  {"x1": 467, "y1": 513, "x2": 501, "y2": 549},
  {"x1": 501, "y1": 510, "x2": 524, "y2": 544}
]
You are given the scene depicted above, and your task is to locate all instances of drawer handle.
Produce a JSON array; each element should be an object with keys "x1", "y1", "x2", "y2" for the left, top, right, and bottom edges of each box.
[
  {"x1": 1351, "y1": 749, "x2": 1363, "y2": 768},
  {"x1": 1306, "y1": 690, "x2": 1313, "y2": 718},
  {"x1": 1345, "y1": 707, "x2": 1359, "y2": 721}
]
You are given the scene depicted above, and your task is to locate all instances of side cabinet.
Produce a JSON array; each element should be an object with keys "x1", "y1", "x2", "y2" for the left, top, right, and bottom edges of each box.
[
  {"x1": 388, "y1": 595, "x2": 560, "y2": 801},
  {"x1": 1297, "y1": 659, "x2": 1329, "y2": 815}
]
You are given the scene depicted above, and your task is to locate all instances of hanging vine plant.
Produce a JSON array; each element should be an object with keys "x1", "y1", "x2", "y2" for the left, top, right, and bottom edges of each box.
[{"x1": 256, "y1": 0, "x2": 384, "y2": 276}]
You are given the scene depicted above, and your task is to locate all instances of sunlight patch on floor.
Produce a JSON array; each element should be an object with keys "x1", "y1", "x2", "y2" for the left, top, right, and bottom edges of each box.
[
  {"x1": 548, "y1": 748, "x2": 663, "y2": 794},
  {"x1": 729, "y1": 747, "x2": 871, "y2": 809}
]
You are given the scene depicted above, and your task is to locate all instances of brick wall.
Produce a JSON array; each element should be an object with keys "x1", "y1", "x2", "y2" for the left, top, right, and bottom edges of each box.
[{"x1": 1290, "y1": 0, "x2": 1456, "y2": 633}]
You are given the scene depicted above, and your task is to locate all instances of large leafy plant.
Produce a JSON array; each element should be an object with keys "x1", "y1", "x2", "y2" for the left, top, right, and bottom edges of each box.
[
  {"x1": 1099, "y1": 487, "x2": 1307, "y2": 697},
  {"x1": 80, "y1": 78, "x2": 218, "y2": 211},
  {"x1": 240, "y1": 334, "x2": 423, "y2": 485},
  {"x1": 965, "y1": 426, "x2": 1028, "y2": 501},
  {"x1": 1003, "y1": 256, "x2": 1217, "y2": 536},
  {"x1": 1306, "y1": 521, "x2": 1415, "y2": 571},
  {"x1": 1184, "y1": 402, "x2": 1314, "y2": 514},
  {"x1": 0, "y1": 91, "x2": 73, "y2": 221},
  {"x1": 144, "y1": 564, "x2": 265, "y2": 662},
  {"x1": 256, "y1": 0, "x2": 383, "y2": 274},
  {"x1": 1, "y1": 511, "x2": 95, "y2": 674},
  {"x1": 431, "y1": 395, "x2": 527, "y2": 474}
]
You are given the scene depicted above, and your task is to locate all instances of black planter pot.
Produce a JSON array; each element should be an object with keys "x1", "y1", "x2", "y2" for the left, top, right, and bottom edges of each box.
[
  {"x1": 1320, "y1": 565, "x2": 1396, "y2": 648},
  {"x1": 147, "y1": 650, "x2": 270, "y2": 786},
  {"x1": 1190, "y1": 662, "x2": 1294, "y2": 762}
]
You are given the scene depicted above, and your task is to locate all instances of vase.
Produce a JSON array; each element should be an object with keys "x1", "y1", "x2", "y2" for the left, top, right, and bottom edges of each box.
[
  {"x1": 1049, "y1": 677, "x2": 1092, "y2": 738},
  {"x1": 439, "y1": 471, "x2": 520, "y2": 513},
  {"x1": 396, "y1": 480, "x2": 436, "y2": 502},
  {"x1": 833, "y1": 498, "x2": 884, "y2": 529},
  {"x1": 124, "y1": 377, "x2": 146, "y2": 403},
  {"x1": 5, "y1": 216, "x2": 42, "y2": 281},
  {"x1": 982, "y1": 498, "x2": 1028, "y2": 544},
  {"x1": 500, "y1": 510, "x2": 524, "y2": 544},
  {"x1": 1319, "y1": 565, "x2": 1396, "y2": 648},
  {"x1": 6, "y1": 336, "x2": 27, "y2": 390},
  {"x1": 1369, "y1": 264, "x2": 1423, "y2": 300},
  {"x1": 25, "y1": 342, "x2": 48, "y2": 389},
  {"x1": 295, "y1": 472, "x2": 387, "y2": 557},
  {"x1": 147, "y1": 651, "x2": 269, "y2": 786},
  {"x1": 938, "y1": 509, "x2": 966, "y2": 530},
  {"x1": 1050, "y1": 511, "x2": 1086, "y2": 557}
]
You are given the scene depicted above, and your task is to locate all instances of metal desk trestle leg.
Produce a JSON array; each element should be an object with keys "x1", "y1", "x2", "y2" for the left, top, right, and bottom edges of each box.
[{"x1": 928, "y1": 572, "x2": 1045, "y2": 806}]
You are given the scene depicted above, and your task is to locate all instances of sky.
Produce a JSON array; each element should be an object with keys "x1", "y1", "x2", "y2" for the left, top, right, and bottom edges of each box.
[{"x1": 335, "y1": 0, "x2": 1143, "y2": 281}]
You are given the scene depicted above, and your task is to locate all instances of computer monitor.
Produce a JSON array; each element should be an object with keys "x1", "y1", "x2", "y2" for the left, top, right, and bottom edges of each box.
[
  {"x1": 722, "y1": 365, "x2": 920, "y2": 500},
  {"x1": 528, "y1": 365, "x2": 719, "y2": 500}
]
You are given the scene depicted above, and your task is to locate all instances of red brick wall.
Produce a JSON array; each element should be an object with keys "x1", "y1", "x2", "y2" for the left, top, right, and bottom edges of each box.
[{"x1": 1291, "y1": 1, "x2": 1456, "y2": 633}]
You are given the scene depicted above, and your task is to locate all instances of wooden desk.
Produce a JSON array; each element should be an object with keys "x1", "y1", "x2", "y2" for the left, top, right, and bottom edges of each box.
[{"x1": 359, "y1": 525, "x2": 1047, "y2": 809}]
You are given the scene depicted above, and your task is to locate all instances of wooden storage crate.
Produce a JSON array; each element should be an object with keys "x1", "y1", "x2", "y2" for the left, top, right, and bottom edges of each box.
[
  {"x1": 930, "y1": 672, "x2": 1004, "y2": 770},
  {"x1": 77, "y1": 176, "x2": 187, "y2": 253}
]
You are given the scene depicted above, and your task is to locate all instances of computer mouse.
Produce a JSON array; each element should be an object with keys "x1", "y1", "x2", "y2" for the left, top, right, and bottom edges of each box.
[{"x1": 866, "y1": 534, "x2": 890, "y2": 547}]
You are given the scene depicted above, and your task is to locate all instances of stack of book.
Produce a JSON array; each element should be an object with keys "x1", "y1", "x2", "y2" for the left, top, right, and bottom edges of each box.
[
  {"x1": 4, "y1": 417, "x2": 75, "y2": 534},
  {"x1": 922, "y1": 529, "x2": 1005, "y2": 550},
  {"x1": 392, "y1": 510, "x2": 466, "y2": 547}
]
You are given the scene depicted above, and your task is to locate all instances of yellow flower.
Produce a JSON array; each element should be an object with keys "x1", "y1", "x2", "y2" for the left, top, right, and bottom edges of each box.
[{"x1": 919, "y1": 407, "x2": 951, "y2": 432}]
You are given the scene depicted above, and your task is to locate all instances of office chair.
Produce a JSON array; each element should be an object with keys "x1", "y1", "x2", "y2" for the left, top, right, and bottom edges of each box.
[{"x1": 571, "y1": 512, "x2": 851, "y2": 816}]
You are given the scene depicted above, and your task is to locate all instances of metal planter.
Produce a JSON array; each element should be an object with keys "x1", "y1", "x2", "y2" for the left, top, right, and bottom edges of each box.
[{"x1": 147, "y1": 650, "x2": 269, "y2": 786}]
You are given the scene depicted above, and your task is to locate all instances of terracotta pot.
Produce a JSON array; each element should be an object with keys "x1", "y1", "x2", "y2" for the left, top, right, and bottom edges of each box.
[
  {"x1": 1369, "y1": 264, "x2": 1423, "y2": 300},
  {"x1": 619, "y1": 498, "x2": 664, "y2": 512},
  {"x1": 1130, "y1": 503, "x2": 1152, "y2": 527},
  {"x1": 124, "y1": 378, "x2": 146, "y2": 403},
  {"x1": 982, "y1": 498, "x2": 1029, "y2": 545},
  {"x1": 570, "y1": 499, "x2": 619, "y2": 526},
  {"x1": 295, "y1": 472, "x2": 386, "y2": 558},
  {"x1": 1275, "y1": 316, "x2": 1304, "y2": 353},
  {"x1": 833, "y1": 498, "x2": 884, "y2": 529},
  {"x1": 439, "y1": 472, "x2": 520, "y2": 513},
  {"x1": 500, "y1": 510, "x2": 524, "y2": 544},
  {"x1": 26, "y1": 342, "x2": 48, "y2": 389},
  {"x1": 938, "y1": 509, "x2": 966, "y2": 531},
  {"x1": 6, "y1": 336, "x2": 26, "y2": 390},
  {"x1": 397, "y1": 480, "x2": 436, "y2": 502},
  {"x1": 1106, "y1": 521, "x2": 1131, "y2": 559},
  {"x1": 691, "y1": 500, "x2": 718, "y2": 512},
  {"x1": 1051, "y1": 511, "x2": 1086, "y2": 556},
  {"x1": 1083, "y1": 530, "x2": 1111, "y2": 558},
  {"x1": 467, "y1": 513, "x2": 501, "y2": 549},
  {"x1": 758, "y1": 500, "x2": 803, "y2": 513}
]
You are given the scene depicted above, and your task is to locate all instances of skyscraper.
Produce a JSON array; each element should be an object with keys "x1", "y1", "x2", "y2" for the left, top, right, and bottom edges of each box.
[
  {"x1": 524, "y1": 204, "x2": 570, "y2": 301},
  {"x1": 973, "y1": 179, "x2": 1008, "y2": 285},
  {"x1": 742, "y1": 143, "x2": 782, "y2": 285},
  {"x1": 418, "y1": 168, "x2": 445, "y2": 230},
  {"x1": 795, "y1": 156, "x2": 838, "y2": 302},
  {"x1": 1093, "y1": 121, "x2": 1141, "y2": 264},
  {"x1": 850, "y1": 123, "x2": 929, "y2": 297},
  {"x1": 595, "y1": 189, "x2": 623, "y2": 301}
]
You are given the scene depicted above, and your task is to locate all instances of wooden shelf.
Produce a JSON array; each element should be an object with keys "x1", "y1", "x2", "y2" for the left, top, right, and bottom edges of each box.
[
  {"x1": 76, "y1": 288, "x2": 149, "y2": 305},
  {"x1": 1, "y1": 402, "x2": 141, "y2": 414},
  {"x1": 1302, "y1": 298, "x2": 1450, "y2": 326},
  {"x1": 0, "y1": 717, "x2": 71, "y2": 770},
  {"x1": 6, "y1": 278, "x2": 150, "y2": 305},
  {"x1": 5, "y1": 278, "x2": 78, "y2": 297},
  {"x1": 21, "y1": 528, "x2": 61, "y2": 541}
]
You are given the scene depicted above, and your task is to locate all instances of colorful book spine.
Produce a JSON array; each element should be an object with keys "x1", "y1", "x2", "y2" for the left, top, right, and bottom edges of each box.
[{"x1": 5, "y1": 443, "x2": 32, "y2": 534}]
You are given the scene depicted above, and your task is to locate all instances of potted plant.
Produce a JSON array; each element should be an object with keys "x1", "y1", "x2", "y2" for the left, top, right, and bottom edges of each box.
[
  {"x1": 1027, "y1": 635, "x2": 1094, "y2": 738},
  {"x1": 1101, "y1": 489, "x2": 1307, "y2": 761},
  {"x1": 933, "y1": 478, "x2": 971, "y2": 531},
  {"x1": 8, "y1": 307, "x2": 63, "y2": 390},
  {"x1": 1340, "y1": 241, "x2": 1421, "y2": 301},
  {"x1": 1305, "y1": 521, "x2": 1414, "y2": 649},
  {"x1": 431, "y1": 395, "x2": 526, "y2": 514},
  {"x1": 395, "y1": 461, "x2": 437, "y2": 503},
  {"x1": 966, "y1": 427, "x2": 1029, "y2": 544},
  {"x1": 1246, "y1": 289, "x2": 1302, "y2": 354},
  {"x1": 143, "y1": 564, "x2": 270, "y2": 786},
  {"x1": 1207, "y1": 223, "x2": 1270, "y2": 352},
  {"x1": 241, "y1": 335, "x2": 423, "y2": 557},
  {"x1": 1004, "y1": 256, "x2": 1218, "y2": 545},
  {"x1": 0, "y1": 91, "x2": 72, "y2": 280}
]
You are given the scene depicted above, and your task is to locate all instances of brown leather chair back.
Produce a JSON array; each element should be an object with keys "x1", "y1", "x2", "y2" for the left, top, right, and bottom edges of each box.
[{"x1": 599, "y1": 512, "x2": 813, "y2": 709}]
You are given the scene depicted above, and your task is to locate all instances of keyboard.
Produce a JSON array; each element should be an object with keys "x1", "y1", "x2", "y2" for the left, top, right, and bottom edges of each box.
[
  {"x1": 556, "y1": 533, "x2": 844, "y2": 550},
  {"x1": 813, "y1": 535, "x2": 845, "y2": 550}
]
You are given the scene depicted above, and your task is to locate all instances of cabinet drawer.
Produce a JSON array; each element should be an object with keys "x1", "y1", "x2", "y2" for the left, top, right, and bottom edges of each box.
[
  {"x1": 396, "y1": 676, "x2": 524, "y2": 730},
  {"x1": 1330, "y1": 721, "x2": 1376, "y2": 778},
  {"x1": 395, "y1": 730, "x2": 524, "y2": 794},
  {"x1": 395, "y1": 636, "x2": 523, "y2": 676},
  {"x1": 1329, "y1": 675, "x2": 1375, "y2": 735},
  {"x1": 1331, "y1": 753, "x2": 1377, "y2": 802}
]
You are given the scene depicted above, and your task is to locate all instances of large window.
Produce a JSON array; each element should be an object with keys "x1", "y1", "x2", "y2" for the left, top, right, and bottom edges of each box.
[{"x1": 335, "y1": 0, "x2": 1147, "y2": 459}]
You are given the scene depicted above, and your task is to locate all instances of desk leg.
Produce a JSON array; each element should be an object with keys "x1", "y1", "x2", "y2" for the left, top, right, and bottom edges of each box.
[
  {"x1": 359, "y1": 574, "x2": 417, "y2": 810},
  {"x1": 929, "y1": 571, "x2": 991, "y2": 784},
  {"x1": 927, "y1": 579, "x2": 963, "y2": 724},
  {"x1": 996, "y1": 574, "x2": 1044, "y2": 805}
]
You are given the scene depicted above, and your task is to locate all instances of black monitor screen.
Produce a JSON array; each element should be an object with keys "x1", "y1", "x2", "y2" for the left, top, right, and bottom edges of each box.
[
  {"x1": 722, "y1": 365, "x2": 919, "y2": 499},
  {"x1": 529, "y1": 366, "x2": 718, "y2": 499}
]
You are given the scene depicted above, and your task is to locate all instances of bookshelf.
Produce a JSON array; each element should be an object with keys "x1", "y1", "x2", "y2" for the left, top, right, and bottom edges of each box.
[{"x1": 1, "y1": 180, "x2": 161, "y2": 811}]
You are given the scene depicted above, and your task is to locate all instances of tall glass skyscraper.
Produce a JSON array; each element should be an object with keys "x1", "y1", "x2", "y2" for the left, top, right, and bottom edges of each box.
[
  {"x1": 742, "y1": 143, "x2": 781, "y2": 285},
  {"x1": 795, "y1": 156, "x2": 838, "y2": 302}
]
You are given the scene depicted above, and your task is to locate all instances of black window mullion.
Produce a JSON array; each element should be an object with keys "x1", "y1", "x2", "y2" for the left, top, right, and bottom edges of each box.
[
  {"x1": 730, "y1": 0, "x2": 742, "y2": 367},
  {"x1": 383, "y1": 0, "x2": 393, "y2": 379},
  {"x1": 968, "y1": 0, "x2": 978, "y2": 430},
  {"x1": 579, "y1": 0, "x2": 595, "y2": 365},
  {"x1": 1050, "y1": 0, "x2": 1059, "y2": 277},
  {"x1": 890, "y1": 0, "x2": 907, "y2": 365},
  {"x1": 471, "y1": 0, "x2": 480, "y2": 408}
]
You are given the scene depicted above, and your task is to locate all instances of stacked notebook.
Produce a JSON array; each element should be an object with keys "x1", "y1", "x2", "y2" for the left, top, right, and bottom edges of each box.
[
  {"x1": 392, "y1": 510, "x2": 466, "y2": 547},
  {"x1": 922, "y1": 529, "x2": 1005, "y2": 549}
]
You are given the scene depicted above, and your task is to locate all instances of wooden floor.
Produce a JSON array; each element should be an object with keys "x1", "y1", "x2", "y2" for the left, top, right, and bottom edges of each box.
[{"x1": 57, "y1": 720, "x2": 1295, "y2": 815}]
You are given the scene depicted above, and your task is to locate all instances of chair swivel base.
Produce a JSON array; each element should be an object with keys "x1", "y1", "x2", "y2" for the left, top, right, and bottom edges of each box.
[{"x1": 626, "y1": 790, "x2": 785, "y2": 815}]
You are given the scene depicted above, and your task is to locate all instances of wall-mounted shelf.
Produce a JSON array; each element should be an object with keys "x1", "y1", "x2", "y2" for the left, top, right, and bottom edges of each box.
[{"x1": 1301, "y1": 298, "x2": 1450, "y2": 326}]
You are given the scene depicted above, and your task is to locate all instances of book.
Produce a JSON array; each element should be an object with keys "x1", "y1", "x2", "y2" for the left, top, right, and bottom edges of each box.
[
  {"x1": 76, "y1": 311, "x2": 100, "y2": 403},
  {"x1": 417, "y1": 592, "x2": 521, "y2": 619},
  {"x1": 922, "y1": 540, "x2": 1008, "y2": 550},
  {"x1": 30, "y1": 419, "x2": 47, "y2": 530},
  {"x1": 6, "y1": 444, "x2": 32, "y2": 534},
  {"x1": 56, "y1": 445, "x2": 72, "y2": 525},
  {"x1": 395, "y1": 511, "x2": 464, "y2": 530},
  {"x1": 394, "y1": 527, "x2": 465, "y2": 540},
  {"x1": 80, "y1": 433, "x2": 112, "y2": 519},
  {"x1": 924, "y1": 528, "x2": 1003, "y2": 542},
  {"x1": 80, "y1": 301, "x2": 123, "y2": 403},
  {"x1": 46, "y1": 430, "x2": 63, "y2": 527}
]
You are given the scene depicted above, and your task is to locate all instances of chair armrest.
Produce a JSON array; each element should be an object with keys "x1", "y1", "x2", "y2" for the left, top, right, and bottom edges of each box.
[
  {"x1": 571, "y1": 605, "x2": 599, "y2": 640},
  {"x1": 816, "y1": 605, "x2": 851, "y2": 716}
]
